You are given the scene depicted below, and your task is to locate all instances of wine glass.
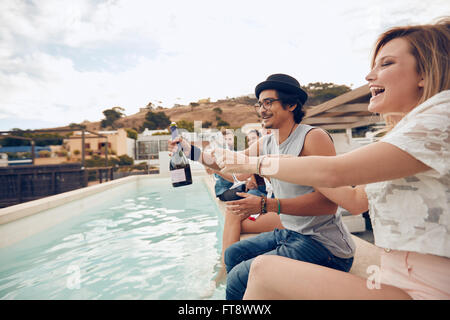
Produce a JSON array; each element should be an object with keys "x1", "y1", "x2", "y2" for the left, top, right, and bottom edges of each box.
[{"x1": 211, "y1": 132, "x2": 245, "y2": 189}]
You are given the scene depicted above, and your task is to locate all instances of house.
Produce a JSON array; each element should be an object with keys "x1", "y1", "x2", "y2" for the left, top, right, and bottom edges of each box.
[{"x1": 64, "y1": 128, "x2": 135, "y2": 159}]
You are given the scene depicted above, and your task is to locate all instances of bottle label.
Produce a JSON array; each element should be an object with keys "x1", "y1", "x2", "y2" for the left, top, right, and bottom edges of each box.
[{"x1": 170, "y1": 168, "x2": 186, "y2": 183}]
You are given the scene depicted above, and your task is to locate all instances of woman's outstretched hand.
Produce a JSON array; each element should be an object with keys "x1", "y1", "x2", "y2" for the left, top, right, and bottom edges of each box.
[
  {"x1": 167, "y1": 136, "x2": 191, "y2": 157},
  {"x1": 212, "y1": 148, "x2": 257, "y2": 174}
]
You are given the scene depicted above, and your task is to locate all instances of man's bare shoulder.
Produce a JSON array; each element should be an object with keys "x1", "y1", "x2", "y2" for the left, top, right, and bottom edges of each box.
[{"x1": 302, "y1": 128, "x2": 336, "y2": 156}]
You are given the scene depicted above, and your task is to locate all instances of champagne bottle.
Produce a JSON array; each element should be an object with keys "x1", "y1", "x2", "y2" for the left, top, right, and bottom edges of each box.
[{"x1": 169, "y1": 122, "x2": 193, "y2": 187}]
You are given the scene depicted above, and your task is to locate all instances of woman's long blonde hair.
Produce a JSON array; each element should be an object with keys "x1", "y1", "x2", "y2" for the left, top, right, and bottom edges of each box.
[{"x1": 371, "y1": 17, "x2": 450, "y2": 131}]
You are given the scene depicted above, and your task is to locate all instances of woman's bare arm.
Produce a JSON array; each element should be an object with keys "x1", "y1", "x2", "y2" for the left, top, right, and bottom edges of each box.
[
  {"x1": 217, "y1": 141, "x2": 430, "y2": 188},
  {"x1": 259, "y1": 142, "x2": 430, "y2": 187},
  {"x1": 315, "y1": 185, "x2": 369, "y2": 215}
]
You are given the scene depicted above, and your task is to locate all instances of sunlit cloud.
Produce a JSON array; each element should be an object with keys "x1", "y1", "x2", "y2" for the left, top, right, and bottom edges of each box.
[{"x1": 0, "y1": 0, "x2": 448, "y2": 130}]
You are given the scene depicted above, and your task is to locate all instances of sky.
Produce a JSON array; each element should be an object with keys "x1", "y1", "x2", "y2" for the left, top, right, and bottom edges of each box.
[{"x1": 0, "y1": 0, "x2": 448, "y2": 131}]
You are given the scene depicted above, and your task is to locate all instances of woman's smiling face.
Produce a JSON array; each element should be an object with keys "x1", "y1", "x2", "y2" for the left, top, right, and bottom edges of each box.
[{"x1": 366, "y1": 37, "x2": 424, "y2": 115}]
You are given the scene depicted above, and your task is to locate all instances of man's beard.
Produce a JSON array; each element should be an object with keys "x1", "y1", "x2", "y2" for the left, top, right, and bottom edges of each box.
[
  {"x1": 262, "y1": 122, "x2": 273, "y2": 129},
  {"x1": 261, "y1": 113, "x2": 274, "y2": 129}
]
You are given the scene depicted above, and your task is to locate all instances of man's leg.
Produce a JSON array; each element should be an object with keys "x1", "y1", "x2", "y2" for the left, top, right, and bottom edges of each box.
[
  {"x1": 226, "y1": 256, "x2": 260, "y2": 300},
  {"x1": 276, "y1": 230, "x2": 354, "y2": 273},
  {"x1": 224, "y1": 230, "x2": 279, "y2": 300},
  {"x1": 224, "y1": 230, "x2": 278, "y2": 273},
  {"x1": 226, "y1": 229, "x2": 354, "y2": 300}
]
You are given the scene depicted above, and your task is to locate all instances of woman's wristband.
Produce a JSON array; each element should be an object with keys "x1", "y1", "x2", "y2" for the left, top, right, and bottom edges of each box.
[
  {"x1": 266, "y1": 198, "x2": 281, "y2": 215},
  {"x1": 276, "y1": 198, "x2": 281, "y2": 215}
]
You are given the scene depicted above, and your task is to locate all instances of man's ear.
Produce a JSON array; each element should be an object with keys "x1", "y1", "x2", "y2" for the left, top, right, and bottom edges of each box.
[{"x1": 288, "y1": 104, "x2": 297, "y2": 112}]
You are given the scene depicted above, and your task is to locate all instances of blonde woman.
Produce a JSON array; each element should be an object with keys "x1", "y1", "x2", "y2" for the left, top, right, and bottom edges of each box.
[{"x1": 214, "y1": 18, "x2": 450, "y2": 299}]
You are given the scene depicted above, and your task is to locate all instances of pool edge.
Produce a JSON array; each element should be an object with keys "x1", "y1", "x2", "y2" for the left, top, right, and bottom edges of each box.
[{"x1": 0, "y1": 175, "x2": 138, "y2": 225}]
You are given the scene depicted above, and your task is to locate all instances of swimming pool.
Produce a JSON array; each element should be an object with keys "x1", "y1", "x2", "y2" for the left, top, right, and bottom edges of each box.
[{"x1": 0, "y1": 175, "x2": 226, "y2": 299}]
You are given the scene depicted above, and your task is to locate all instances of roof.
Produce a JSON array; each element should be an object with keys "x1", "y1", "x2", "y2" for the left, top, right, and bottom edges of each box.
[{"x1": 302, "y1": 84, "x2": 384, "y2": 130}]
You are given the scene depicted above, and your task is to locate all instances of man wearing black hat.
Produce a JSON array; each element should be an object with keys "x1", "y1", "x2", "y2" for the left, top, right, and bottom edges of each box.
[
  {"x1": 220, "y1": 74, "x2": 356, "y2": 300},
  {"x1": 168, "y1": 73, "x2": 356, "y2": 299}
]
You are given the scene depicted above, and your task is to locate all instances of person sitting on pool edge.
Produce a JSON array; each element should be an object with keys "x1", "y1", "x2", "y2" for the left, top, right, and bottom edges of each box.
[
  {"x1": 215, "y1": 18, "x2": 450, "y2": 300},
  {"x1": 169, "y1": 73, "x2": 355, "y2": 299}
]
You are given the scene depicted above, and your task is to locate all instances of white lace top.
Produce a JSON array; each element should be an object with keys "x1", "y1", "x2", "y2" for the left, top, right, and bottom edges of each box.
[{"x1": 365, "y1": 90, "x2": 450, "y2": 258}]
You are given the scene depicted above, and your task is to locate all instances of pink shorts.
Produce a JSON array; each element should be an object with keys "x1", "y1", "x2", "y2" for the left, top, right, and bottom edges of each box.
[{"x1": 380, "y1": 249, "x2": 450, "y2": 300}]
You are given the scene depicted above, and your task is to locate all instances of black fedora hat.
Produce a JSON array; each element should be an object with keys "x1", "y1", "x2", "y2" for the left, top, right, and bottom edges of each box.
[{"x1": 255, "y1": 73, "x2": 308, "y2": 105}]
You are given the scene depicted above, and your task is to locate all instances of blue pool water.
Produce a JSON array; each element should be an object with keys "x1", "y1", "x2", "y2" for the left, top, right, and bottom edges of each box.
[{"x1": 0, "y1": 177, "x2": 226, "y2": 299}]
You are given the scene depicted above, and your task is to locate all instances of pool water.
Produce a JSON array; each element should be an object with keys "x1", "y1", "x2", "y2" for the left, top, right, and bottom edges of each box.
[{"x1": 0, "y1": 177, "x2": 226, "y2": 299}]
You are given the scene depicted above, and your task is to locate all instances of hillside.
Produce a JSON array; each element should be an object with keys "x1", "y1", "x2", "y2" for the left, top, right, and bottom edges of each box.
[
  {"x1": 81, "y1": 96, "x2": 261, "y2": 132},
  {"x1": 47, "y1": 82, "x2": 352, "y2": 133}
]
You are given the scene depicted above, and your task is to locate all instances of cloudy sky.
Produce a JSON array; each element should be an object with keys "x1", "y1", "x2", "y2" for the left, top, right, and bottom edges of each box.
[{"x1": 0, "y1": 0, "x2": 448, "y2": 130}]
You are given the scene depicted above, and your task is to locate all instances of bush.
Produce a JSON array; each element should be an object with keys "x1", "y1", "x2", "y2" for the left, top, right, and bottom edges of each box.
[
  {"x1": 213, "y1": 107, "x2": 223, "y2": 115},
  {"x1": 217, "y1": 119, "x2": 230, "y2": 127},
  {"x1": 118, "y1": 154, "x2": 134, "y2": 166},
  {"x1": 85, "y1": 155, "x2": 119, "y2": 167},
  {"x1": 6, "y1": 152, "x2": 20, "y2": 160},
  {"x1": 56, "y1": 150, "x2": 68, "y2": 157},
  {"x1": 125, "y1": 128, "x2": 138, "y2": 140},
  {"x1": 152, "y1": 131, "x2": 170, "y2": 136},
  {"x1": 202, "y1": 121, "x2": 212, "y2": 128},
  {"x1": 38, "y1": 150, "x2": 51, "y2": 158},
  {"x1": 132, "y1": 162, "x2": 148, "y2": 171},
  {"x1": 176, "y1": 120, "x2": 194, "y2": 132}
]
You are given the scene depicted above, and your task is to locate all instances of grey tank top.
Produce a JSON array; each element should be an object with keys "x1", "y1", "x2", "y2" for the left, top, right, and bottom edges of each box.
[{"x1": 262, "y1": 124, "x2": 355, "y2": 258}]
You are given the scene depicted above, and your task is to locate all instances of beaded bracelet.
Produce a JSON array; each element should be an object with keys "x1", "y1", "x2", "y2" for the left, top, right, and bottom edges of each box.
[{"x1": 260, "y1": 196, "x2": 267, "y2": 214}]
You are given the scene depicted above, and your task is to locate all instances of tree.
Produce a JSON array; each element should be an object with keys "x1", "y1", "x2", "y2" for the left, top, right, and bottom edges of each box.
[
  {"x1": 213, "y1": 107, "x2": 223, "y2": 115},
  {"x1": 217, "y1": 119, "x2": 230, "y2": 127},
  {"x1": 38, "y1": 150, "x2": 51, "y2": 158},
  {"x1": 141, "y1": 111, "x2": 171, "y2": 130},
  {"x1": 202, "y1": 121, "x2": 212, "y2": 128},
  {"x1": 176, "y1": 120, "x2": 194, "y2": 132},
  {"x1": 101, "y1": 106, "x2": 125, "y2": 128},
  {"x1": 118, "y1": 154, "x2": 134, "y2": 166},
  {"x1": 69, "y1": 123, "x2": 85, "y2": 129},
  {"x1": 125, "y1": 128, "x2": 138, "y2": 140},
  {"x1": 302, "y1": 82, "x2": 352, "y2": 107}
]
